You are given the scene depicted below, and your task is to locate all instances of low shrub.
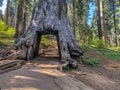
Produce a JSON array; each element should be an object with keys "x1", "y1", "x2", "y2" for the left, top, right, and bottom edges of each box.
[
  {"x1": 91, "y1": 37, "x2": 106, "y2": 49},
  {"x1": 0, "y1": 20, "x2": 15, "y2": 48},
  {"x1": 84, "y1": 57, "x2": 101, "y2": 67},
  {"x1": 99, "y1": 49, "x2": 120, "y2": 62}
]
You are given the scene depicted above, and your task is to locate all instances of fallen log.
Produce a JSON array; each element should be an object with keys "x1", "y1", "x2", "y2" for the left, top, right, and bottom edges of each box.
[
  {"x1": 0, "y1": 60, "x2": 25, "y2": 74},
  {"x1": 0, "y1": 53, "x2": 18, "y2": 61},
  {"x1": 0, "y1": 60, "x2": 19, "y2": 69},
  {"x1": 0, "y1": 46, "x2": 16, "y2": 57},
  {"x1": 0, "y1": 64, "x2": 21, "y2": 74},
  {"x1": 0, "y1": 50, "x2": 26, "y2": 61}
]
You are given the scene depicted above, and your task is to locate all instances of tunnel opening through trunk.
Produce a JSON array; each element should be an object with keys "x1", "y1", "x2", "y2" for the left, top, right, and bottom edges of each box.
[
  {"x1": 32, "y1": 30, "x2": 61, "y2": 60},
  {"x1": 15, "y1": 0, "x2": 83, "y2": 65}
]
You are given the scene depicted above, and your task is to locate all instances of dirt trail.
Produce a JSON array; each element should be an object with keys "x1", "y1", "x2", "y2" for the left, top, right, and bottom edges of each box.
[
  {"x1": 0, "y1": 58, "x2": 93, "y2": 90},
  {"x1": 71, "y1": 51, "x2": 120, "y2": 90},
  {"x1": 0, "y1": 48, "x2": 120, "y2": 90}
]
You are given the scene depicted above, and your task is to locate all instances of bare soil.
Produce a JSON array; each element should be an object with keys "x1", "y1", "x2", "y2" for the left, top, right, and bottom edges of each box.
[
  {"x1": 0, "y1": 57, "x2": 93, "y2": 90},
  {"x1": 0, "y1": 48, "x2": 120, "y2": 90}
]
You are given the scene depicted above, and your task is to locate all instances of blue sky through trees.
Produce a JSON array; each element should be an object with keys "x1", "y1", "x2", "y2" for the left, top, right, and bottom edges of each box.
[
  {"x1": 0, "y1": 0, "x2": 6, "y2": 14},
  {"x1": 87, "y1": 1, "x2": 96, "y2": 26}
]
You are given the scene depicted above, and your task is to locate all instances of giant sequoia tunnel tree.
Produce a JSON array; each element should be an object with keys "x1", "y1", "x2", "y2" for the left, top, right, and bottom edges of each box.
[{"x1": 15, "y1": 0, "x2": 83, "y2": 65}]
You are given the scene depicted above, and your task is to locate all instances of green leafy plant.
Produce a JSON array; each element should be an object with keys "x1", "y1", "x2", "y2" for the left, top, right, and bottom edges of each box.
[
  {"x1": 0, "y1": 20, "x2": 15, "y2": 38},
  {"x1": 40, "y1": 35, "x2": 53, "y2": 49},
  {"x1": 91, "y1": 37, "x2": 106, "y2": 49},
  {"x1": 84, "y1": 57, "x2": 101, "y2": 67},
  {"x1": 99, "y1": 49, "x2": 120, "y2": 62},
  {"x1": 0, "y1": 20, "x2": 15, "y2": 48},
  {"x1": 82, "y1": 44, "x2": 95, "y2": 52}
]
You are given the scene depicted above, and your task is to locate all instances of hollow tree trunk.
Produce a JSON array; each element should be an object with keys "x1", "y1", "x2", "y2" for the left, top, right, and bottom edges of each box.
[{"x1": 15, "y1": 0, "x2": 83, "y2": 65}]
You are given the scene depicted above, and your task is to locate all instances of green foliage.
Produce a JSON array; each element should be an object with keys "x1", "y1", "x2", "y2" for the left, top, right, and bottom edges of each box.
[
  {"x1": 99, "y1": 49, "x2": 120, "y2": 62},
  {"x1": 84, "y1": 57, "x2": 101, "y2": 67},
  {"x1": 0, "y1": 20, "x2": 15, "y2": 48},
  {"x1": 0, "y1": 20, "x2": 7, "y2": 31},
  {"x1": 0, "y1": 38, "x2": 14, "y2": 48},
  {"x1": 82, "y1": 37, "x2": 106, "y2": 51},
  {"x1": 91, "y1": 37, "x2": 106, "y2": 49},
  {"x1": 63, "y1": 66, "x2": 71, "y2": 71},
  {"x1": 6, "y1": 27, "x2": 15, "y2": 37},
  {"x1": 40, "y1": 35, "x2": 52, "y2": 48},
  {"x1": 82, "y1": 44, "x2": 94, "y2": 52},
  {"x1": 116, "y1": 47, "x2": 120, "y2": 51},
  {"x1": 63, "y1": 64, "x2": 77, "y2": 71},
  {"x1": 0, "y1": 20, "x2": 15, "y2": 38}
]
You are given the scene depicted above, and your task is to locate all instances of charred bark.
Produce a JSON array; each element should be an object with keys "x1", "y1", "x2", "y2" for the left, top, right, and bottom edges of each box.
[{"x1": 15, "y1": 0, "x2": 83, "y2": 66}]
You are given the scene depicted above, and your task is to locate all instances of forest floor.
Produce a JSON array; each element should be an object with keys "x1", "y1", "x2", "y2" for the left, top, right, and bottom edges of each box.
[{"x1": 0, "y1": 47, "x2": 120, "y2": 90}]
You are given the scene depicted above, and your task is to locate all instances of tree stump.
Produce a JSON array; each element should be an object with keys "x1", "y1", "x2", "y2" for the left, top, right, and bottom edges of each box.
[{"x1": 15, "y1": 0, "x2": 84, "y2": 67}]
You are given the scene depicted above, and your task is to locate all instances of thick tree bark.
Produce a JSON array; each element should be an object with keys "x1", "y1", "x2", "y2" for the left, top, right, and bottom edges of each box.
[
  {"x1": 15, "y1": 0, "x2": 83, "y2": 66},
  {"x1": 22, "y1": 6, "x2": 27, "y2": 33}
]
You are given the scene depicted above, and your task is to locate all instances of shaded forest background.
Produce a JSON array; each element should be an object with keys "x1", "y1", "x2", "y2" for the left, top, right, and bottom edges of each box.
[{"x1": 0, "y1": 0, "x2": 120, "y2": 49}]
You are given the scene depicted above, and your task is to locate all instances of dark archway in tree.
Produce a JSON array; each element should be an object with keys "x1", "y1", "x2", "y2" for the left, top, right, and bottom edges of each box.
[
  {"x1": 38, "y1": 32, "x2": 59, "y2": 58},
  {"x1": 15, "y1": 0, "x2": 83, "y2": 66}
]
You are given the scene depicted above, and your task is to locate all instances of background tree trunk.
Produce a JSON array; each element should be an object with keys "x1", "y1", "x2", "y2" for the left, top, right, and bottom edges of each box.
[
  {"x1": 15, "y1": 0, "x2": 83, "y2": 65},
  {"x1": 5, "y1": 0, "x2": 10, "y2": 25},
  {"x1": 112, "y1": 0, "x2": 118, "y2": 46},
  {"x1": 97, "y1": 0, "x2": 102, "y2": 39},
  {"x1": 15, "y1": 0, "x2": 24, "y2": 38},
  {"x1": 100, "y1": 0, "x2": 106, "y2": 41},
  {"x1": 72, "y1": 0, "x2": 76, "y2": 35}
]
